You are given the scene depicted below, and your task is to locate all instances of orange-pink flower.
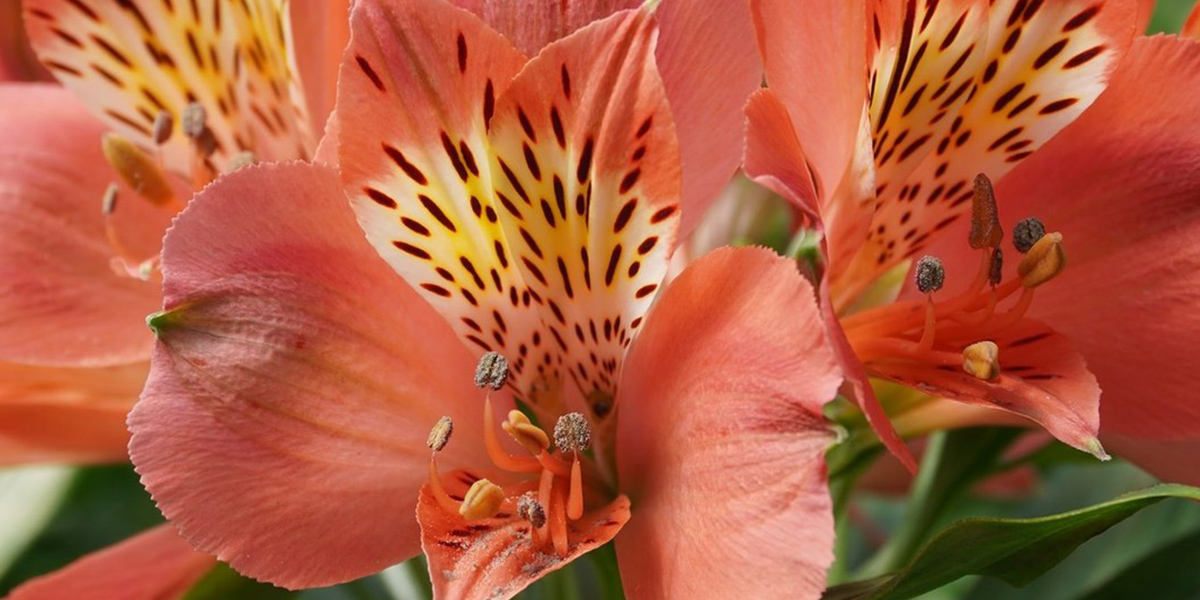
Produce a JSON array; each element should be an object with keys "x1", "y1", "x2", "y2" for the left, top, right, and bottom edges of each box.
[
  {"x1": 126, "y1": 1, "x2": 845, "y2": 598},
  {"x1": 745, "y1": 0, "x2": 1200, "y2": 481}
]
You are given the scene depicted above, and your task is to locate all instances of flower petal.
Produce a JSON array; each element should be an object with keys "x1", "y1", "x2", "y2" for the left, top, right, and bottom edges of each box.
[
  {"x1": 487, "y1": 9, "x2": 682, "y2": 417},
  {"x1": 338, "y1": 0, "x2": 553, "y2": 400},
  {"x1": 1, "y1": 1, "x2": 50, "y2": 82},
  {"x1": 25, "y1": 0, "x2": 318, "y2": 175},
  {"x1": 4, "y1": 525, "x2": 214, "y2": 600},
  {"x1": 417, "y1": 468, "x2": 630, "y2": 600},
  {"x1": 0, "y1": 360, "x2": 144, "y2": 466},
  {"x1": 869, "y1": 319, "x2": 1104, "y2": 458},
  {"x1": 1186, "y1": 2, "x2": 1200, "y2": 39},
  {"x1": 968, "y1": 36, "x2": 1200, "y2": 444},
  {"x1": 655, "y1": 0, "x2": 762, "y2": 234},
  {"x1": 129, "y1": 162, "x2": 495, "y2": 588},
  {"x1": 614, "y1": 247, "x2": 841, "y2": 600},
  {"x1": 743, "y1": 88, "x2": 820, "y2": 219},
  {"x1": 447, "y1": 0, "x2": 639, "y2": 57},
  {"x1": 0, "y1": 83, "x2": 163, "y2": 367},
  {"x1": 287, "y1": 0, "x2": 353, "y2": 136},
  {"x1": 1104, "y1": 434, "x2": 1200, "y2": 486}
]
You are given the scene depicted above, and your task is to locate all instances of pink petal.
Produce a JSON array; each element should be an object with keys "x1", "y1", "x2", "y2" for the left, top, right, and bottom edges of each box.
[
  {"x1": 655, "y1": 0, "x2": 762, "y2": 235},
  {"x1": 418, "y1": 468, "x2": 630, "y2": 600},
  {"x1": 447, "y1": 0, "x2": 639, "y2": 57},
  {"x1": 129, "y1": 163, "x2": 498, "y2": 588},
  {"x1": 615, "y1": 247, "x2": 841, "y2": 599},
  {"x1": 0, "y1": 83, "x2": 164, "y2": 367},
  {"x1": 0, "y1": 360, "x2": 144, "y2": 466},
  {"x1": 4, "y1": 525, "x2": 214, "y2": 600},
  {"x1": 750, "y1": 0, "x2": 866, "y2": 203},
  {"x1": 743, "y1": 88, "x2": 821, "y2": 219},
  {"x1": 289, "y1": 0, "x2": 354, "y2": 137}
]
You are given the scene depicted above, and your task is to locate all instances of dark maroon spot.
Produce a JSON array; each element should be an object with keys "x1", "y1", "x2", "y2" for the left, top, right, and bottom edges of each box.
[
  {"x1": 613, "y1": 199, "x2": 637, "y2": 234},
  {"x1": 356, "y1": 55, "x2": 384, "y2": 91},
  {"x1": 456, "y1": 32, "x2": 467, "y2": 73},
  {"x1": 1033, "y1": 39, "x2": 1068, "y2": 69},
  {"x1": 1063, "y1": 45, "x2": 1104, "y2": 69},
  {"x1": 650, "y1": 205, "x2": 678, "y2": 224},
  {"x1": 364, "y1": 187, "x2": 396, "y2": 208},
  {"x1": 604, "y1": 245, "x2": 622, "y2": 286},
  {"x1": 1039, "y1": 97, "x2": 1079, "y2": 114},
  {"x1": 394, "y1": 241, "x2": 431, "y2": 260},
  {"x1": 401, "y1": 217, "x2": 430, "y2": 236},
  {"x1": 383, "y1": 143, "x2": 428, "y2": 185},
  {"x1": 619, "y1": 169, "x2": 641, "y2": 194},
  {"x1": 576, "y1": 138, "x2": 594, "y2": 183},
  {"x1": 1063, "y1": 5, "x2": 1100, "y2": 32},
  {"x1": 419, "y1": 195, "x2": 457, "y2": 232}
]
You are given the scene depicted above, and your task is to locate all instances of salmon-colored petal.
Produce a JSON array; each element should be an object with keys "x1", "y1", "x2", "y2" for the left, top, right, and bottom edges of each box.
[
  {"x1": 0, "y1": 83, "x2": 163, "y2": 367},
  {"x1": 1105, "y1": 434, "x2": 1200, "y2": 486},
  {"x1": 1137, "y1": 0, "x2": 1157, "y2": 32},
  {"x1": 870, "y1": 319, "x2": 1104, "y2": 458},
  {"x1": 1186, "y1": 2, "x2": 1200, "y2": 38},
  {"x1": 487, "y1": 9, "x2": 681, "y2": 418},
  {"x1": 417, "y1": 468, "x2": 630, "y2": 600},
  {"x1": 1, "y1": 1, "x2": 50, "y2": 82},
  {"x1": 25, "y1": 0, "x2": 318, "y2": 175},
  {"x1": 288, "y1": 0, "x2": 353, "y2": 136},
  {"x1": 656, "y1": 0, "x2": 762, "y2": 235},
  {"x1": 750, "y1": 0, "x2": 866, "y2": 205},
  {"x1": 4, "y1": 525, "x2": 215, "y2": 600},
  {"x1": 743, "y1": 88, "x2": 821, "y2": 219},
  {"x1": 338, "y1": 0, "x2": 555, "y2": 399},
  {"x1": 129, "y1": 162, "x2": 497, "y2": 588},
  {"x1": 960, "y1": 36, "x2": 1200, "y2": 444},
  {"x1": 447, "y1": 0, "x2": 638, "y2": 57},
  {"x1": 615, "y1": 247, "x2": 841, "y2": 600},
  {"x1": 833, "y1": 0, "x2": 1139, "y2": 306},
  {"x1": 0, "y1": 360, "x2": 144, "y2": 466}
]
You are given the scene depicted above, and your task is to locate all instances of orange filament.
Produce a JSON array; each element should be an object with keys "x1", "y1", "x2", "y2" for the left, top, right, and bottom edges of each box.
[
  {"x1": 550, "y1": 482, "x2": 569, "y2": 555},
  {"x1": 483, "y1": 398, "x2": 541, "y2": 473},
  {"x1": 428, "y1": 458, "x2": 461, "y2": 515},
  {"x1": 568, "y1": 458, "x2": 584, "y2": 520},
  {"x1": 537, "y1": 467, "x2": 554, "y2": 544}
]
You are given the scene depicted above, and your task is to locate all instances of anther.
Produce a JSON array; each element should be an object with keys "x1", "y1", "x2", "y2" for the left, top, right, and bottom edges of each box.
[
  {"x1": 194, "y1": 128, "x2": 217, "y2": 158},
  {"x1": 101, "y1": 183, "x2": 119, "y2": 215},
  {"x1": 501, "y1": 410, "x2": 550, "y2": 455},
  {"x1": 915, "y1": 256, "x2": 945, "y2": 294},
  {"x1": 553, "y1": 413, "x2": 592, "y2": 454},
  {"x1": 227, "y1": 151, "x2": 257, "y2": 172},
  {"x1": 1012, "y1": 217, "x2": 1046, "y2": 253},
  {"x1": 516, "y1": 492, "x2": 546, "y2": 529},
  {"x1": 101, "y1": 133, "x2": 174, "y2": 205},
  {"x1": 427, "y1": 416, "x2": 453, "y2": 452},
  {"x1": 1017, "y1": 232, "x2": 1065, "y2": 288},
  {"x1": 459, "y1": 478, "x2": 505, "y2": 520},
  {"x1": 474, "y1": 352, "x2": 509, "y2": 390},
  {"x1": 988, "y1": 248, "x2": 1003, "y2": 287},
  {"x1": 962, "y1": 341, "x2": 1000, "y2": 380},
  {"x1": 180, "y1": 102, "x2": 207, "y2": 139},
  {"x1": 152, "y1": 111, "x2": 173, "y2": 145},
  {"x1": 968, "y1": 174, "x2": 1003, "y2": 249}
]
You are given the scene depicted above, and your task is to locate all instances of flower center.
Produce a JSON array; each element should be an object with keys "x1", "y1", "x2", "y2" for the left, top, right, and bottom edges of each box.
[
  {"x1": 840, "y1": 174, "x2": 1065, "y2": 381},
  {"x1": 426, "y1": 352, "x2": 599, "y2": 556}
]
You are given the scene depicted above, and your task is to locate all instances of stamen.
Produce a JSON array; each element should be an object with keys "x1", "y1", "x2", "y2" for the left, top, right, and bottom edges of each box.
[
  {"x1": 537, "y1": 467, "x2": 554, "y2": 544},
  {"x1": 152, "y1": 111, "x2": 173, "y2": 145},
  {"x1": 968, "y1": 174, "x2": 1003, "y2": 249},
  {"x1": 475, "y1": 351, "x2": 509, "y2": 390},
  {"x1": 427, "y1": 415, "x2": 453, "y2": 452},
  {"x1": 501, "y1": 410, "x2": 550, "y2": 455},
  {"x1": 227, "y1": 151, "x2": 257, "y2": 172},
  {"x1": 550, "y1": 482, "x2": 569, "y2": 554},
  {"x1": 568, "y1": 458, "x2": 584, "y2": 520},
  {"x1": 101, "y1": 183, "x2": 119, "y2": 216},
  {"x1": 553, "y1": 413, "x2": 592, "y2": 454},
  {"x1": 962, "y1": 341, "x2": 1001, "y2": 380},
  {"x1": 988, "y1": 248, "x2": 1004, "y2": 287},
  {"x1": 483, "y1": 398, "x2": 541, "y2": 472},
  {"x1": 1012, "y1": 217, "x2": 1046, "y2": 253},
  {"x1": 459, "y1": 478, "x2": 505, "y2": 520},
  {"x1": 101, "y1": 133, "x2": 175, "y2": 206},
  {"x1": 914, "y1": 256, "x2": 945, "y2": 294},
  {"x1": 517, "y1": 492, "x2": 547, "y2": 529},
  {"x1": 1017, "y1": 232, "x2": 1065, "y2": 288},
  {"x1": 180, "y1": 102, "x2": 207, "y2": 139}
]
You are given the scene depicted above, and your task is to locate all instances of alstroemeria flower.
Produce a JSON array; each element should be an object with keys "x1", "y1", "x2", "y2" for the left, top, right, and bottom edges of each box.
[
  {"x1": 745, "y1": 0, "x2": 1200, "y2": 480},
  {"x1": 0, "y1": 0, "x2": 350, "y2": 465},
  {"x1": 128, "y1": 0, "x2": 841, "y2": 598}
]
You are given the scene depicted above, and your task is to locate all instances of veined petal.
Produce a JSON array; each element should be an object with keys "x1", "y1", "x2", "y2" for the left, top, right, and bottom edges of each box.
[
  {"x1": 488, "y1": 9, "x2": 682, "y2": 416},
  {"x1": 447, "y1": 0, "x2": 639, "y2": 57},
  {"x1": 0, "y1": 360, "x2": 144, "y2": 466},
  {"x1": 338, "y1": 0, "x2": 551, "y2": 400},
  {"x1": 836, "y1": 0, "x2": 1138, "y2": 301},
  {"x1": 418, "y1": 468, "x2": 630, "y2": 600},
  {"x1": 870, "y1": 319, "x2": 1103, "y2": 458},
  {"x1": 25, "y1": 0, "x2": 318, "y2": 175},
  {"x1": 655, "y1": 0, "x2": 762, "y2": 235},
  {"x1": 129, "y1": 163, "x2": 496, "y2": 588},
  {"x1": 0, "y1": 83, "x2": 164, "y2": 367},
  {"x1": 287, "y1": 0, "x2": 353, "y2": 136},
  {"x1": 743, "y1": 88, "x2": 820, "y2": 219},
  {"x1": 615, "y1": 247, "x2": 841, "y2": 599},
  {"x1": 4, "y1": 525, "x2": 215, "y2": 600}
]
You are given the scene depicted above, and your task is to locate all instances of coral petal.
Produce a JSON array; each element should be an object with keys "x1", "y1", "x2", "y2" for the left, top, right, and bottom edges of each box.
[{"x1": 448, "y1": 0, "x2": 639, "y2": 57}]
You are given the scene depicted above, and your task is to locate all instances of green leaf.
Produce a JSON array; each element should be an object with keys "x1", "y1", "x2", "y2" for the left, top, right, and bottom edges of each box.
[
  {"x1": 824, "y1": 484, "x2": 1200, "y2": 600},
  {"x1": 1072, "y1": 528, "x2": 1200, "y2": 600},
  {"x1": 183, "y1": 563, "x2": 294, "y2": 600}
]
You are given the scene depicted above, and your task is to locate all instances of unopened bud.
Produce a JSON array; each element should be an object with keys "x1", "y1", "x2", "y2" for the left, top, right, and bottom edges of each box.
[
  {"x1": 1012, "y1": 217, "x2": 1046, "y2": 253},
  {"x1": 501, "y1": 410, "x2": 550, "y2": 454},
  {"x1": 152, "y1": 111, "x2": 173, "y2": 145},
  {"x1": 1017, "y1": 232, "x2": 1065, "y2": 288},
  {"x1": 474, "y1": 352, "x2": 509, "y2": 390},
  {"x1": 427, "y1": 416, "x2": 453, "y2": 452},
  {"x1": 101, "y1": 183, "x2": 119, "y2": 215},
  {"x1": 101, "y1": 133, "x2": 174, "y2": 205},
  {"x1": 516, "y1": 493, "x2": 546, "y2": 529},
  {"x1": 962, "y1": 341, "x2": 1000, "y2": 380},
  {"x1": 968, "y1": 174, "x2": 1003, "y2": 249},
  {"x1": 914, "y1": 255, "x2": 945, "y2": 294},
  {"x1": 459, "y1": 478, "x2": 505, "y2": 520},
  {"x1": 553, "y1": 412, "x2": 591, "y2": 453}
]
